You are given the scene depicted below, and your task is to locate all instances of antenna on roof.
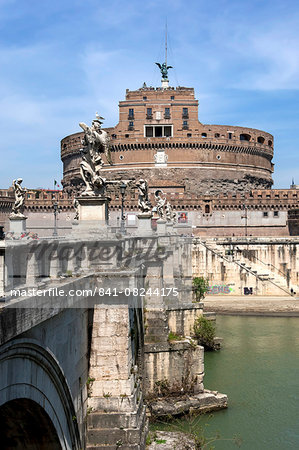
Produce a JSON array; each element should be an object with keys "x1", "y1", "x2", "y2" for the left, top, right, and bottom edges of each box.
[
  {"x1": 165, "y1": 19, "x2": 167, "y2": 68},
  {"x1": 155, "y1": 21, "x2": 173, "y2": 89}
]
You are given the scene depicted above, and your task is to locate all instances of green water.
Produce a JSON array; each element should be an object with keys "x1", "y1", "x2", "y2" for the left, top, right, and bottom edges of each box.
[{"x1": 201, "y1": 315, "x2": 299, "y2": 449}]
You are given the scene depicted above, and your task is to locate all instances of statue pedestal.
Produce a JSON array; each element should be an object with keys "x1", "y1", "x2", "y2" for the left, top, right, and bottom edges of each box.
[
  {"x1": 72, "y1": 196, "x2": 109, "y2": 235},
  {"x1": 9, "y1": 214, "x2": 27, "y2": 236},
  {"x1": 137, "y1": 213, "x2": 153, "y2": 235},
  {"x1": 166, "y1": 221, "x2": 175, "y2": 234},
  {"x1": 161, "y1": 79, "x2": 169, "y2": 89},
  {"x1": 156, "y1": 218, "x2": 166, "y2": 234}
]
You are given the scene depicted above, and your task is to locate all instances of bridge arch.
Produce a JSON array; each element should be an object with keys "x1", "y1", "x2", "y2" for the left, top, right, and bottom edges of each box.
[
  {"x1": 0, "y1": 398, "x2": 62, "y2": 449},
  {"x1": 0, "y1": 338, "x2": 81, "y2": 450}
]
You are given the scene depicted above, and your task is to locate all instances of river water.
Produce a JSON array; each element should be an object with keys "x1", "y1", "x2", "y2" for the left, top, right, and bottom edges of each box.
[{"x1": 202, "y1": 315, "x2": 299, "y2": 449}]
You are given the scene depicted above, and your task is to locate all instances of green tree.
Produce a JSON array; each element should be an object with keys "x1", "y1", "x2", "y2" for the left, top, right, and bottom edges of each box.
[
  {"x1": 193, "y1": 277, "x2": 209, "y2": 301},
  {"x1": 193, "y1": 316, "x2": 216, "y2": 349}
]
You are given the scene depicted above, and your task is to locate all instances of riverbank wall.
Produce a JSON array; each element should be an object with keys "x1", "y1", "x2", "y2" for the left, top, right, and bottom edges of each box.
[{"x1": 193, "y1": 237, "x2": 299, "y2": 296}]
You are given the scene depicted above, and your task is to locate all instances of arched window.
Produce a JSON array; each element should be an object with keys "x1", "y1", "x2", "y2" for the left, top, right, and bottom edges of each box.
[
  {"x1": 268, "y1": 140, "x2": 273, "y2": 146},
  {"x1": 205, "y1": 204, "x2": 210, "y2": 214},
  {"x1": 257, "y1": 136, "x2": 265, "y2": 144},
  {"x1": 201, "y1": 133, "x2": 207, "y2": 138},
  {"x1": 240, "y1": 133, "x2": 251, "y2": 141}
]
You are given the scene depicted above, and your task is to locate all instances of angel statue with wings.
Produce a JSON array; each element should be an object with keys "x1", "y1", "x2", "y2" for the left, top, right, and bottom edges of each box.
[
  {"x1": 11, "y1": 178, "x2": 26, "y2": 217},
  {"x1": 136, "y1": 179, "x2": 152, "y2": 214},
  {"x1": 79, "y1": 113, "x2": 113, "y2": 196},
  {"x1": 155, "y1": 62, "x2": 173, "y2": 80}
]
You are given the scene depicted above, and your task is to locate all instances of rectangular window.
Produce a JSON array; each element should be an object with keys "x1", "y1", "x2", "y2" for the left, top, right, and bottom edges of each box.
[
  {"x1": 164, "y1": 107, "x2": 170, "y2": 118},
  {"x1": 146, "y1": 108, "x2": 152, "y2": 118},
  {"x1": 145, "y1": 125, "x2": 172, "y2": 137},
  {"x1": 182, "y1": 107, "x2": 188, "y2": 118},
  {"x1": 128, "y1": 108, "x2": 134, "y2": 118},
  {"x1": 145, "y1": 126, "x2": 153, "y2": 137},
  {"x1": 129, "y1": 121, "x2": 134, "y2": 128},
  {"x1": 171, "y1": 95, "x2": 175, "y2": 100},
  {"x1": 263, "y1": 211, "x2": 268, "y2": 217},
  {"x1": 164, "y1": 126, "x2": 172, "y2": 137},
  {"x1": 155, "y1": 126, "x2": 163, "y2": 137},
  {"x1": 183, "y1": 121, "x2": 188, "y2": 129},
  {"x1": 274, "y1": 211, "x2": 279, "y2": 217},
  {"x1": 228, "y1": 132, "x2": 232, "y2": 139}
]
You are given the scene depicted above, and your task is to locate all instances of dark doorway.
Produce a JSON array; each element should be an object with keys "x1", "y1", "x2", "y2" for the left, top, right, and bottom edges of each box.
[{"x1": 0, "y1": 398, "x2": 62, "y2": 449}]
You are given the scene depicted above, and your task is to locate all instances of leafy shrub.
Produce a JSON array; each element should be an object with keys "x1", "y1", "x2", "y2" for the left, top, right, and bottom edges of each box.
[
  {"x1": 192, "y1": 277, "x2": 209, "y2": 301},
  {"x1": 193, "y1": 316, "x2": 216, "y2": 349}
]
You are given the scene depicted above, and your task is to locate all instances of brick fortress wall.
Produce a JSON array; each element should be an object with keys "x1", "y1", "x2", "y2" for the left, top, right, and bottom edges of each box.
[{"x1": 61, "y1": 86, "x2": 274, "y2": 195}]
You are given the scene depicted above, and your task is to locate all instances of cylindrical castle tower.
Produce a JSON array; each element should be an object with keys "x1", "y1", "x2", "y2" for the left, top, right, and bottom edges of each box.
[{"x1": 61, "y1": 85, "x2": 274, "y2": 195}]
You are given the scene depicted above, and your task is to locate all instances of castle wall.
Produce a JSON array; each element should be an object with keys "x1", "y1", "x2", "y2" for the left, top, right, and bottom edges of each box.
[{"x1": 60, "y1": 86, "x2": 274, "y2": 195}]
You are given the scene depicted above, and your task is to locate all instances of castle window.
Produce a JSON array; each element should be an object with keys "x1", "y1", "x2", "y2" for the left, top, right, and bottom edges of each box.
[
  {"x1": 263, "y1": 211, "x2": 268, "y2": 217},
  {"x1": 125, "y1": 134, "x2": 129, "y2": 138},
  {"x1": 155, "y1": 126, "x2": 163, "y2": 137},
  {"x1": 201, "y1": 133, "x2": 207, "y2": 138},
  {"x1": 228, "y1": 132, "x2": 232, "y2": 139},
  {"x1": 146, "y1": 108, "x2": 152, "y2": 119},
  {"x1": 145, "y1": 126, "x2": 153, "y2": 137},
  {"x1": 145, "y1": 125, "x2": 173, "y2": 138},
  {"x1": 215, "y1": 133, "x2": 220, "y2": 138},
  {"x1": 128, "y1": 121, "x2": 134, "y2": 130},
  {"x1": 240, "y1": 133, "x2": 251, "y2": 141},
  {"x1": 205, "y1": 204, "x2": 210, "y2": 214},
  {"x1": 171, "y1": 95, "x2": 175, "y2": 100},
  {"x1": 258, "y1": 136, "x2": 265, "y2": 144},
  {"x1": 274, "y1": 211, "x2": 279, "y2": 217},
  {"x1": 128, "y1": 108, "x2": 134, "y2": 119},
  {"x1": 187, "y1": 133, "x2": 192, "y2": 138},
  {"x1": 182, "y1": 108, "x2": 189, "y2": 118},
  {"x1": 164, "y1": 107, "x2": 170, "y2": 119},
  {"x1": 143, "y1": 96, "x2": 147, "y2": 101},
  {"x1": 268, "y1": 140, "x2": 273, "y2": 146},
  {"x1": 182, "y1": 121, "x2": 189, "y2": 130},
  {"x1": 164, "y1": 126, "x2": 172, "y2": 137},
  {"x1": 111, "y1": 134, "x2": 117, "y2": 139}
]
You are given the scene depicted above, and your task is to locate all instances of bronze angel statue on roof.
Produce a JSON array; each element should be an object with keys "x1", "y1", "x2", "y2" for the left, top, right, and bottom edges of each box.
[{"x1": 155, "y1": 62, "x2": 173, "y2": 80}]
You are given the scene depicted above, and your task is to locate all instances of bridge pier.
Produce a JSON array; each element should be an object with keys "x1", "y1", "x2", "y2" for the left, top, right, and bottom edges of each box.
[{"x1": 87, "y1": 305, "x2": 147, "y2": 449}]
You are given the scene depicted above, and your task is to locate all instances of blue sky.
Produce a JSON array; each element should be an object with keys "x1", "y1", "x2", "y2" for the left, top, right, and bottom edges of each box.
[{"x1": 0, "y1": 0, "x2": 298, "y2": 189}]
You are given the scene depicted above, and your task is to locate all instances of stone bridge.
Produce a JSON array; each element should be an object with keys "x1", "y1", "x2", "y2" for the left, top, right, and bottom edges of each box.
[{"x1": 0, "y1": 233, "x2": 225, "y2": 449}]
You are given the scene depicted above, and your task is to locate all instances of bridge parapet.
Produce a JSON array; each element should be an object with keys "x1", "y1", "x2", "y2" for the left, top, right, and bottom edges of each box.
[{"x1": 0, "y1": 233, "x2": 223, "y2": 448}]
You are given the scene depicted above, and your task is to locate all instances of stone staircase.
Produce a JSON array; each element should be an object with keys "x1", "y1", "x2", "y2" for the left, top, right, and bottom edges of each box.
[
  {"x1": 197, "y1": 239, "x2": 297, "y2": 296},
  {"x1": 87, "y1": 398, "x2": 148, "y2": 449}
]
